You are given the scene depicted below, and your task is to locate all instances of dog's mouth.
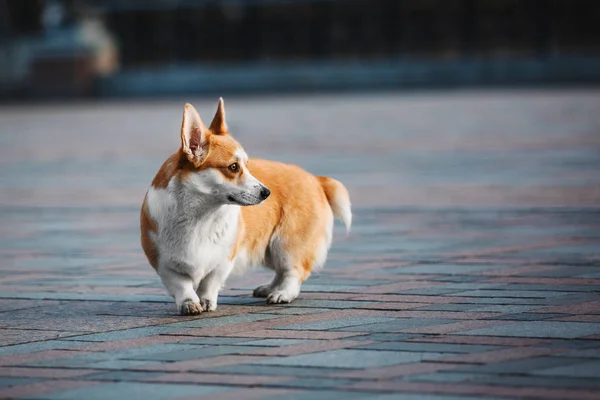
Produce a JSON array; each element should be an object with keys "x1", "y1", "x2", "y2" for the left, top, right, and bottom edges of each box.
[
  {"x1": 227, "y1": 194, "x2": 263, "y2": 206},
  {"x1": 227, "y1": 195, "x2": 242, "y2": 204}
]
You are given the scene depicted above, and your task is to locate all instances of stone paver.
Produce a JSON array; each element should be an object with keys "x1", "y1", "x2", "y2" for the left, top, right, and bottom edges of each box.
[{"x1": 0, "y1": 90, "x2": 599, "y2": 399}]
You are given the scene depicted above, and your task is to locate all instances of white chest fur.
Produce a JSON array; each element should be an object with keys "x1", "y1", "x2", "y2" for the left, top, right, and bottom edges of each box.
[{"x1": 146, "y1": 185, "x2": 240, "y2": 283}]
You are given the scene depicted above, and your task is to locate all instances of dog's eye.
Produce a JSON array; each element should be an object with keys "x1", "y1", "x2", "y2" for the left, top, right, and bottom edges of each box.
[{"x1": 228, "y1": 163, "x2": 239, "y2": 172}]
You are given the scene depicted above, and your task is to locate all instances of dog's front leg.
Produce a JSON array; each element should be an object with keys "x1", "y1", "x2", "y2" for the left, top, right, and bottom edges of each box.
[
  {"x1": 196, "y1": 263, "x2": 233, "y2": 312},
  {"x1": 158, "y1": 264, "x2": 202, "y2": 316}
]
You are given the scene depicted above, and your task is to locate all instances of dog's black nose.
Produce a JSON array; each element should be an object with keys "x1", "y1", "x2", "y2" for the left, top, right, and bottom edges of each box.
[{"x1": 260, "y1": 187, "x2": 271, "y2": 200}]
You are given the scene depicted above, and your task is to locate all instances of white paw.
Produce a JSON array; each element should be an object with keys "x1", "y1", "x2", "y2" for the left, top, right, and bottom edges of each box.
[
  {"x1": 253, "y1": 284, "x2": 273, "y2": 298},
  {"x1": 179, "y1": 299, "x2": 202, "y2": 315},
  {"x1": 266, "y1": 290, "x2": 297, "y2": 304},
  {"x1": 199, "y1": 298, "x2": 217, "y2": 312}
]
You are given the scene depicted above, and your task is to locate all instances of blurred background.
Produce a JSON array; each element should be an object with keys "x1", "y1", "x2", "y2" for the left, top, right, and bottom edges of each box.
[
  {"x1": 2, "y1": 4, "x2": 600, "y2": 396},
  {"x1": 0, "y1": 0, "x2": 599, "y2": 344},
  {"x1": 0, "y1": 0, "x2": 599, "y2": 214},
  {"x1": 1, "y1": 0, "x2": 600, "y2": 99}
]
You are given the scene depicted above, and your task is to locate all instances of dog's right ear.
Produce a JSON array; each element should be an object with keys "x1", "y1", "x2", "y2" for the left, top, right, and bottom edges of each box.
[{"x1": 180, "y1": 103, "x2": 210, "y2": 167}]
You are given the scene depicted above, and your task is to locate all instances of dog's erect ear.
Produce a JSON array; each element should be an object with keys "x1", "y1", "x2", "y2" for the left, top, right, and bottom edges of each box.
[
  {"x1": 209, "y1": 97, "x2": 228, "y2": 135},
  {"x1": 180, "y1": 103, "x2": 210, "y2": 167}
]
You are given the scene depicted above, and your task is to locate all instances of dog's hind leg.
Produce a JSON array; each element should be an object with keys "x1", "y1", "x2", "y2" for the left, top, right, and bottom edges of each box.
[
  {"x1": 252, "y1": 275, "x2": 282, "y2": 298},
  {"x1": 253, "y1": 262, "x2": 303, "y2": 304},
  {"x1": 264, "y1": 269, "x2": 304, "y2": 304},
  {"x1": 255, "y1": 224, "x2": 332, "y2": 304},
  {"x1": 253, "y1": 194, "x2": 335, "y2": 304},
  {"x1": 252, "y1": 234, "x2": 303, "y2": 304}
]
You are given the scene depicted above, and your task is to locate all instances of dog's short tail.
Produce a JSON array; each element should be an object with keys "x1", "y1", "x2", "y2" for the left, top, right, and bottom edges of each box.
[{"x1": 318, "y1": 176, "x2": 352, "y2": 233}]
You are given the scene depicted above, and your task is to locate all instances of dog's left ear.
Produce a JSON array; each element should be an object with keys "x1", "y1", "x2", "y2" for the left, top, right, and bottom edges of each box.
[{"x1": 209, "y1": 97, "x2": 228, "y2": 135}]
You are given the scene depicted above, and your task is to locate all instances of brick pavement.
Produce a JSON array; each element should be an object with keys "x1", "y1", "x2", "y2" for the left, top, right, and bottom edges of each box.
[{"x1": 0, "y1": 90, "x2": 599, "y2": 399}]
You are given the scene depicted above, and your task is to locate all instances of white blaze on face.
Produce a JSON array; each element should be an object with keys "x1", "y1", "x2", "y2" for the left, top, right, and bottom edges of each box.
[
  {"x1": 234, "y1": 149, "x2": 260, "y2": 192},
  {"x1": 237, "y1": 150, "x2": 269, "y2": 204}
]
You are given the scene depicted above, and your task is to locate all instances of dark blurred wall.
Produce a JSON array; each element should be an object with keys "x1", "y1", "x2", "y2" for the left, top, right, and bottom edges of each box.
[
  {"x1": 102, "y1": 0, "x2": 600, "y2": 66},
  {"x1": 2, "y1": 0, "x2": 600, "y2": 99}
]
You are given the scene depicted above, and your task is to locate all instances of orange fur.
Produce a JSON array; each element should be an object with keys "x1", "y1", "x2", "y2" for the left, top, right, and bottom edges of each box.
[
  {"x1": 140, "y1": 197, "x2": 159, "y2": 270},
  {"x1": 151, "y1": 153, "x2": 181, "y2": 189},
  {"x1": 239, "y1": 159, "x2": 331, "y2": 281}
]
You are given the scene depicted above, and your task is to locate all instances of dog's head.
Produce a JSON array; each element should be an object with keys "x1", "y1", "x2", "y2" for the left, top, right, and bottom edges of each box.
[{"x1": 178, "y1": 99, "x2": 270, "y2": 206}]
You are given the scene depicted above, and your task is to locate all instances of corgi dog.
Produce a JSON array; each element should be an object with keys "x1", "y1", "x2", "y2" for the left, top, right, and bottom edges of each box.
[{"x1": 140, "y1": 99, "x2": 351, "y2": 315}]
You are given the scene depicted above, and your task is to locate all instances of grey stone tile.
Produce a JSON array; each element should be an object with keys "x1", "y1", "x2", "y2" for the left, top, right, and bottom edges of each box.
[
  {"x1": 457, "y1": 321, "x2": 600, "y2": 338},
  {"x1": 414, "y1": 304, "x2": 481, "y2": 312},
  {"x1": 351, "y1": 333, "x2": 423, "y2": 342},
  {"x1": 0, "y1": 339, "x2": 82, "y2": 356},
  {"x1": 207, "y1": 364, "x2": 348, "y2": 377},
  {"x1": 0, "y1": 291, "x2": 170, "y2": 303},
  {"x1": 420, "y1": 304, "x2": 542, "y2": 313},
  {"x1": 269, "y1": 377, "x2": 355, "y2": 389},
  {"x1": 527, "y1": 244, "x2": 600, "y2": 257},
  {"x1": 212, "y1": 296, "x2": 266, "y2": 305},
  {"x1": 337, "y1": 318, "x2": 456, "y2": 333},
  {"x1": 59, "y1": 325, "x2": 187, "y2": 342},
  {"x1": 526, "y1": 267, "x2": 600, "y2": 278},
  {"x1": 274, "y1": 317, "x2": 398, "y2": 331},
  {"x1": 406, "y1": 372, "x2": 600, "y2": 389},
  {"x1": 468, "y1": 305, "x2": 541, "y2": 313},
  {"x1": 177, "y1": 337, "x2": 250, "y2": 345},
  {"x1": 489, "y1": 284, "x2": 600, "y2": 293},
  {"x1": 262, "y1": 390, "x2": 373, "y2": 400},
  {"x1": 280, "y1": 299, "x2": 378, "y2": 309},
  {"x1": 357, "y1": 342, "x2": 502, "y2": 354},
  {"x1": 428, "y1": 283, "x2": 505, "y2": 291},
  {"x1": 23, "y1": 381, "x2": 228, "y2": 400},
  {"x1": 463, "y1": 298, "x2": 556, "y2": 305},
  {"x1": 235, "y1": 339, "x2": 308, "y2": 347},
  {"x1": 267, "y1": 391, "x2": 517, "y2": 400},
  {"x1": 258, "y1": 307, "x2": 332, "y2": 315},
  {"x1": 457, "y1": 357, "x2": 591, "y2": 374},
  {"x1": 110, "y1": 343, "x2": 210, "y2": 358},
  {"x1": 577, "y1": 272, "x2": 600, "y2": 279},
  {"x1": 379, "y1": 264, "x2": 510, "y2": 274},
  {"x1": 0, "y1": 377, "x2": 40, "y2": 388},
  {"x1": 253, "y1": 349, "x2": 444, "y2": 369},
  {"x1": 177, "y1": 313, "x2": 279, "y2": 328},
  {"x1": 126, "y1": 345, "x2": 261, "y2": 361},
  {"x1": 81, "y1": 371, "x2": 165, "y2": 381},
  {"x1": 396, "y1": 287, "x2": 468, "y2": 295},
  {"x1": 545, "y1": 340, "x2": 600, "y2": 349},
  {"x1": 491, "y1": 313, "x2": 568, "y2": 321},
  {"x1": 533, "y1": 360, "x2": 600, "y2": 378},
  {"x1": 432, "y1": 276, "x2": 487, "y2": 283},
  {"x1": 450, "y1": 290, "x2": 568, "y2": 299},
  {"x1": 405, "y1": 372, "x2": 472, "y2": 383},
  {"x1": 308, "y1": 278, "x2": 388, "y2": 286},
  {"x1": 301, "y1": 284, "x2": 368, "y2": 292},
  {"x1": 20, "y1": 352, "x2": 114, "y2": 368},
  {"x1": 558, "y1": 348, "x2": 600, "y2": 358},
  {"x1": 85, "y1": 360, "x2": 156, "y2": 370}
]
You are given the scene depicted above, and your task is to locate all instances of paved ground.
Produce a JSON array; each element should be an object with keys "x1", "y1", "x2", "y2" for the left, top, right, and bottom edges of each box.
[{"x1": 0, "y1": 89, "x2": 599, "y2": 400}]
